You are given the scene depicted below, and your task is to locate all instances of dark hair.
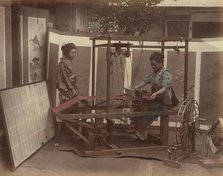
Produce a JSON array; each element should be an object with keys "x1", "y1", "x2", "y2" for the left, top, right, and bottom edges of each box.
[
  {"x1": 115, "y1": 45, "x2": 121, "y2": 51},
  {"x1": 61, "y1": 43, "x2": 76, "y2": 57},
  {"x1": 150, "y1": 52, "x2": 164, "y2": 64}
]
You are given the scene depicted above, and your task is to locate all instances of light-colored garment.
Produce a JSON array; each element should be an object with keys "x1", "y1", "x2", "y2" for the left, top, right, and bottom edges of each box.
[
  {"x1": 110, "y1": 54, "x2": 126, "y2": 96},
  {"x1": 143, "y1": 67, "x2": 172, "y2": 105}
]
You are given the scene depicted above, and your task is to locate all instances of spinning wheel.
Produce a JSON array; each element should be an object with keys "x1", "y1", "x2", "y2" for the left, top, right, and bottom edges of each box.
[{"x1": 175, "y1": 99, "x2": 200, "y2": 151}]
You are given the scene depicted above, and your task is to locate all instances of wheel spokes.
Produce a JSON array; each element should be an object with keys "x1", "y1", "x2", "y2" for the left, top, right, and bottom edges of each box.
[{"x1": 175, "y1": 99, "x2": 200, "y2": 151}]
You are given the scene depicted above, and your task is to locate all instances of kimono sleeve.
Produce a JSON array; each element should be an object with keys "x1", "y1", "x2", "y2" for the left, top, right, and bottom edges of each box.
[
  {"x1": 161, "y1": 71, "x2": 172, "y2": 88},
  {"x1": 59, "y1": 62, "x2": 75, "y2": 90}
]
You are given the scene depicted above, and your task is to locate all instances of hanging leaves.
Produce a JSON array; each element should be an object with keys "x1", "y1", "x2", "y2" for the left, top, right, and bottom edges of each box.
[{"x1": 88, "y1": 0, "x2": 164, "y2": 35}]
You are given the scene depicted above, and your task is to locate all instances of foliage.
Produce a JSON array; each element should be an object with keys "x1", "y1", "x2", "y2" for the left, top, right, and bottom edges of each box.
[{"x1": 88, "y1": 0, "x2": 164, "y2": 35}]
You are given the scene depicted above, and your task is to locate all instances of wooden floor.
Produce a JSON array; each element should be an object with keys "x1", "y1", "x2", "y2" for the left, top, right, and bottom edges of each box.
[{"x1": 0, "y1": 130, "x2": 223, "y2": 176}]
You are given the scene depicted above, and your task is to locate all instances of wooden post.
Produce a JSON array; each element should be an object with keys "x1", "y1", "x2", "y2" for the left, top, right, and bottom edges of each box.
[
  {"x1": 191, "y1": 131, "x2": 195, "y2": 153},
  {"x1": 106, "y1": 35, "x2": 113, "y2": 142},
  {"x1": 161, "y1": 40, "x2": 165, "y2": 54},
  {"x1": 91, "y1": 38, "x2": 104, "y2": 150},
  {"x1": 91, "y1": 39, "x2": 96, "y2": 105},
  {"x1": 106, "y1": 36, "x2": 111, "y2": 113},
  {"x1": 160, "y1": 115, "x2": 169, "y2": 145},
  {"x1": 184, "y1": 39, "x2": 189, "y2": 100}
]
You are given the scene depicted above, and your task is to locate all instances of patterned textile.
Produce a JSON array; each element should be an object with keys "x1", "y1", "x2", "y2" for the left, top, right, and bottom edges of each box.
[
  {"x1": 143, "y1": 67, "x2": 172, "y2": 105},
  {"x1": 56, "y1": 57, "x2": 77, "y2": 103}
]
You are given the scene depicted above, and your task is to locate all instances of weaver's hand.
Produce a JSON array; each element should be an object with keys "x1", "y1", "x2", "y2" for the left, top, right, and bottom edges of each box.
[
  {"x1": 70, "y1": 74, "x2": 78, "y2": 79},
  {"x1": 150, "y1": 93, "x2": 157, "y2": 100},
  {"x1": 72, "y1": 88, "x2": 77, "y2": 96},
  {"x1": 134, "y1": 85, "x2": 140, "y2": 90}
]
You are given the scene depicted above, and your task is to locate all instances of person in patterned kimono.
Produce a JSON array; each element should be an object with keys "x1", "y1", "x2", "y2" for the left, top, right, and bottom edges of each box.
[
  {"x1": 56, "y1": 43, "x2": 78, "y2": 104},
  {"x1": 134, "y1": 52, "x2": 173, "y2": 141}
]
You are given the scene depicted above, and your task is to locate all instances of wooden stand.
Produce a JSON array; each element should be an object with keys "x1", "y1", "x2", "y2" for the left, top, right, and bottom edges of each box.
[{"x1": 53, "y1": 109, "x2": 173, "y2": 156}]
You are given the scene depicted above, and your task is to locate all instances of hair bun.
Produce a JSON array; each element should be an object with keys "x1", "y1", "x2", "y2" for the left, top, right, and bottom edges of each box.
[
  {"x1": 160, "y1": 52, "x2": 164, "y2": 59},
  {"x1": 61, "y1": 45, "x2": 66, "y2": 52},
  {"x1": 61, "y1": 43, "x2": 76, "y2": 57},
  {"x1": 150, "y1": 51, "x2": 164, "y2": 64}
]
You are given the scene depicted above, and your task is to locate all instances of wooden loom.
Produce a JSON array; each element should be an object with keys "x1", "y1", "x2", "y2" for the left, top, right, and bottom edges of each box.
[
  {"x1": 51, "y1": 94, "x2": 175, "y2": 156},
  {"x1": 51, "y1": 35, "x2": 191, "y2": 157}
]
